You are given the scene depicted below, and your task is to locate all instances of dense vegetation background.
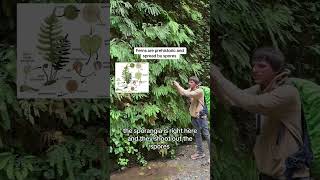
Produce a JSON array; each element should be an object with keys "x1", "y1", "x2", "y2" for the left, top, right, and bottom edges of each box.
[
  {"x1": 110, "y1": 0, "x2": 210, "y2": 169},
  {"x1": 0, "y1": 0, "x2": 109, "y2": 180},
  {"x1": 0, "y1": 0, "x2": 210, "y2": 179},
  {"x1": 211, "y1": 0, "x2": 320, "y2": 179},
  {"x1": 2, "y1": 0, "x2": 319, "y2": 179}
]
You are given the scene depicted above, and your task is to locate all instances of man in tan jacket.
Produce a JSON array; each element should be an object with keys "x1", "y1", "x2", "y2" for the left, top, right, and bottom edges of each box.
[
  {"x1": 173, "y1": 76, "x2": 210, "y2": 160},
  {"x1": 211, "y1": 47, "x2": 310, "y2": 180}
]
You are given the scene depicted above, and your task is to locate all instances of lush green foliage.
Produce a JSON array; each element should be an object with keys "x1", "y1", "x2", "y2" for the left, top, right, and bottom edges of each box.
[
  {"x1": 0, "y1": 46, "x2": 109, "y2": 179},
  {"x1": 1, "y1": 0, "x2": 210, "y2": 179},
  {"x1": 211, "y1": 0, "x2": 320, "y2": 179},
  {"x1": 110, "y1": 0, "x2": 209, "y2": 167},
  {"x1": 0, "y1": 0, "x2": 109, "y2": 179},
  {"x1": 292, "y1": 78, "x2": 320, "y2": 178}
]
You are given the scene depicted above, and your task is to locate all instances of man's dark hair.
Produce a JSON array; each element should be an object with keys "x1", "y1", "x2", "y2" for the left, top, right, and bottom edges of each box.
[
  {"x1": 189, "y1": 76, "x2": 200, "y2": 84},
  {"x1": 252, "y1": 47, "x2": 285, "y2": 72}
]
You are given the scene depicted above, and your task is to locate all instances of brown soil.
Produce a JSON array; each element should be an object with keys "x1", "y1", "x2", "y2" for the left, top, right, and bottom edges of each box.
[{"x1": 111, "y1": 142, "x2": 210, "y2": 180}]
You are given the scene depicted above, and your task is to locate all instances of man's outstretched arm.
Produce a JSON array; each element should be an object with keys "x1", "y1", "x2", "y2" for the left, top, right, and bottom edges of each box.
[
  {"x1": 212, "y1": 67, "x2": 259, "y2": 107},
  {"x1": 213, "y1": 78, "x2": 235, "y2": 106},
  {"x1": 210, "y1": 65, "x2": 297, "y2": 115},
  {"x1": 173, "y1": 81, "x2": 201, "y2": 98}
]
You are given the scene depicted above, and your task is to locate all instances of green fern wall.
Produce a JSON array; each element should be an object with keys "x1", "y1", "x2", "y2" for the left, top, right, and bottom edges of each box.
[{"x1": 110, "y1": 0, "x2": 210, "y2": 167}]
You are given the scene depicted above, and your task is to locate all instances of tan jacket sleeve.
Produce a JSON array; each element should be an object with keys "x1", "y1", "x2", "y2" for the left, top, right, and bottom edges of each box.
[
  {"x1": 214, "y1": 82, "x2": 235, "y2": 106},
  {"x1": 175, "y1": 84, "x2": 202, "y2": 99},
  {"x1": 214, "y1": 73, "x2": 297, "y2": 115},
  {"x1": 215, "y1": 82, "x2": 259, "y2": 106}
]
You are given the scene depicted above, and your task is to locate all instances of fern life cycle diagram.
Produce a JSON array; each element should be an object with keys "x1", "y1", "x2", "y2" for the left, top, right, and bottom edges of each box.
[
  {"x1": 17, "y1": 3, "x2": 110, "y2": 98},
  {"x1": 115, "y1": 62, "x2": 149, "y2": 93}
]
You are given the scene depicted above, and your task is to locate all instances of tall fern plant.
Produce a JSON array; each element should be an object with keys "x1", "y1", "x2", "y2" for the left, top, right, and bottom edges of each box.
[{"x1": 37, "y1": 8, "x2": 70, "y2": 86}]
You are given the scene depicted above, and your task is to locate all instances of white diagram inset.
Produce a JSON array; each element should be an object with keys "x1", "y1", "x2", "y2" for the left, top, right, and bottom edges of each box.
[
  {"x1": 115, "y1": 62, "x2": 149, "y2": 93},
  {"x1": 17, "y1": 3, "x2": 110, "y2": 98}
]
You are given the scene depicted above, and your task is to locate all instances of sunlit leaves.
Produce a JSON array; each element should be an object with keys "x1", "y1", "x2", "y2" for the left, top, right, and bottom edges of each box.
[{"x1": 110, "y1": 0, "x2": 209, "y2": 167}]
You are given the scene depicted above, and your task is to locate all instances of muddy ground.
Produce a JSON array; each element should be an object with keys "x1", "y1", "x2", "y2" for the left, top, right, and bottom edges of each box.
[{"x1": 111, "y1": 142, "x2": 210, "y2": 180}]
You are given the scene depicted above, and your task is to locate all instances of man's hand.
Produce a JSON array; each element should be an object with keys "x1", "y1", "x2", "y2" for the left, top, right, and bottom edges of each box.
[
  {"x1": 173, "y1": 80, "x2": 180, "y2": 87},
  {"x1": 211, "y1": 64, "x2": 223, "y2": 94},
  {"x1": 210, "y1": 64, "x2": 223, "y2": 81}
]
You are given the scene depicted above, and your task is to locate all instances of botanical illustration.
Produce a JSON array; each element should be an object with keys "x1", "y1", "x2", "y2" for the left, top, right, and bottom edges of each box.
[
  {"x1": 17, "y1": 3, "x2": 109, "y2": 98},
  {"x1": 115, "y1": 62, "x2": 149, "y2": 93}
]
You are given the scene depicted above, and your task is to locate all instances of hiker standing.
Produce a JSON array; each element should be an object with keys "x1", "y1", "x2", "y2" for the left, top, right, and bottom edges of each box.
[
  {"x1": 211, "y1": 47, "x2": 311, "y2": 180},
  {"x1": 173, "y1": 76, "x2": 210, "y2": 160}
]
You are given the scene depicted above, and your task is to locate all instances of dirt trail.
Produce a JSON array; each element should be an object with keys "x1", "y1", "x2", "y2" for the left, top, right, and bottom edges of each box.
[{"x1": 111, "y1": 142, "x2": 210, "y2": 180}]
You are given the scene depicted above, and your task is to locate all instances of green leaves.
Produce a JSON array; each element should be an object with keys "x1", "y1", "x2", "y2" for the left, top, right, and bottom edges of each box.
[
  {"x1": 0, "y1": 101, "x2": 10, "y2": 130},
  {"x1": 71, "y1": 100, "x2": 107, "y2": 122},
  {"x1": 143, "y1": 104, "x2": 160, "y2": 117},
  {"x1": 291, "y1": 78, "x2": 320, "y2": 178},
  {"x1": 212, "y1": 0, "x2": 298, "y2": 74},
  {"x1": 260, "y1": 4, "x2": 295, "y2": 48},
  {"x1": 309, "y1": 44, "x2": 320, "y2": 56},
  {"x1": 0, "y1": 48, "x2": 18, "y2": 131},
  {"x1": 48, "y1": 144, "x2": 75, "y2": 180},
  {"x1": 64, "y1": 5, "x2": 79, "y2": 20},
  {"x1": 80, "y1": 35, "x2": 102, "y2": 56},
  {"x1": 0, "y1": 79, "x2": 19, "y2": 130},
  {"x1": 0, "y1": 3, "x2": 111, "y2": 180},
  {"x1": 181, "y1": 2, "x2": 203, "y2": 22},
  {"x1": 37, "y1": 9, "x2": 70, "y2": 84},
  {"x1": 212, "y1": 1, "x2": 320, "y2": 179},
  {"x1": 110, "y1": 39, "x2": 133, "y2": 61},
  {"x1": 122, "y1": 65, "x2": 132, "y2": 84},
  {"x1": 152, "y1": 85, "x2": 173, "y2": 98},
  {"x1": 37, "y1": 9, "x2": 63, "y2": 64},
  {"x1": 135, "y1": 1, "x2": 163, "y2": 16},
  {"x1": 52, "y1": 34, "x2": 70, "y2": 71},
  {"x1": 0, "y1": 152, "x2": 34, "y2": 180},
  {"x1": 111, "y1": 0, "x2": 132, "y2": 17},
  {"x1": 19, "y1": 100, "x2": 46, "y2": 125},
  {"x1": 111, "y1": 0, "x2": 195, "y2": 46},
  {"x1": 110, "y1": 0, "x2": 209, "y2": 167}
]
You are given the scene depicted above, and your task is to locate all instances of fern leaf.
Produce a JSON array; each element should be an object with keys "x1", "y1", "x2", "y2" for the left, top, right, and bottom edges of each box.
[
  {"x1": 0, "y1": 155, "x2": 11, "y2": 170},
  {"x1": 143, "y1": 104, "x2": 160, "y2": 117},
  {"x1": 6, "y1": 156, "x2": 14, "y2": 179},
  {"x1": 0, "y1": 102, "x2": 10, "y2": 130},
  {"x1": 63, "y1": 147, "x2": 75, "y2": 180}
]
